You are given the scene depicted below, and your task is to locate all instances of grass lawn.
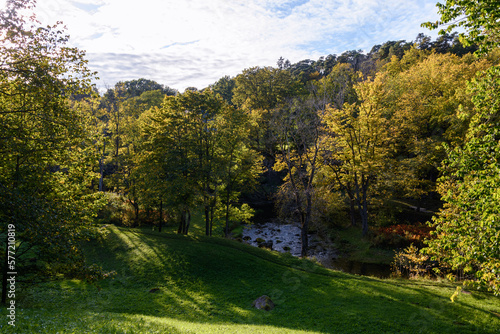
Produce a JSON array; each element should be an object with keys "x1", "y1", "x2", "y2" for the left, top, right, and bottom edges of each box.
[{"x1": 1, "y1": 224, "x2": 499, "y2": 333}]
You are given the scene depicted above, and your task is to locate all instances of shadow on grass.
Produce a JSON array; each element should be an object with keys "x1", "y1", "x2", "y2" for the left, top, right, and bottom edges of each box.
[{"x1": 15, "y1": 225, "x2": 500, "y2": 334}]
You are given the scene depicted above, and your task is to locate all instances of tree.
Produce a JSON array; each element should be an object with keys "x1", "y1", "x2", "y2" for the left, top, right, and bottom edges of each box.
[
  {"x1": 321, "y1": 78, "x2": 392, "y2": 236},
  {"x1": 423, "y1": 0, "x2": 500, "y2": 55},
  {"x1": 210, "y1": 75, "x2": 236, "y2": 105},
  {"x1": 0, "y1": 0, "x2": 104, "y2": 304},
  {"x1": 381, "y1": 50, "x2": 491, "y2": 206},
  {"x1": 273, "y1": 97, "x2": 323, "y2": 256},
  {"x1": 142, "y1": 90, "x2": 260, "y2": 236},
  {"x1": 312, "y1": 63, "x2": 359, "y2": 110},
  {"x1": 423, "y1": 66, "x2": 500, "y2": 295},
  {"x1": 216, "y1": 106, "x2": 262, "y2": 237},
  {"x1": 115, "y1": 78, "x2": 177, "y2": 99},
  {"x1": 232, "y1": 66, "x2": 304, "y2": 168},
  {"x1": 337, "y1": 50, "x2": 368, "y2": 73},
  {"x1": 141, "y1": 94, "x2": 199, "y2": 234}
]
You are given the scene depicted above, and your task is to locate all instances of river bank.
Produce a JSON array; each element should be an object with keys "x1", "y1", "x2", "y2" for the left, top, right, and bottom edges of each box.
[{"x1": 241, "y1": 222, "x2": 392, "y2": 278}]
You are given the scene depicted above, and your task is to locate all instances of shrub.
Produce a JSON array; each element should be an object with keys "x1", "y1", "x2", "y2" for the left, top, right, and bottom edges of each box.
[{"x1": 372, "y1": 223, "x2": 433, "y2": 248}]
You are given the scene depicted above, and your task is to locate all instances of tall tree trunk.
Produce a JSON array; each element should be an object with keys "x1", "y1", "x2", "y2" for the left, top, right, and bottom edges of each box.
[
  {"x1": 300, "y1": 211, "x2": 308, "y2": 257},
  {"x1": 129, "y1": 200, "x2": 139, "y2": 225},
  {"x1": 98, "y1": 141, "x2": 106, "y2": 192},
  {"x1": 301, "y1": 192, "x2": 313, "y2": 257},
  {"x1": 354, "y1": 175, "x2": 369, "y2": 236},
  {"x1": 349, "y1": 196, "x2": 357, "y2": 227},
  {"x1": 184, "y1": 210, "x2": 191, "y2": 235},
  {"x1": 360, "y1": 183, "x2": 369, "y2": 236},
  {"x1": 209, "y1": 204, "x2": 214, "y2": 236},
  {"x1": 158, "y1": 200, "x2": 163, "y2": 233},
  {"x1": 224, "y1": 190, "x2": 231, "y2": 238},
  {"x1": 177, "y1": 210, "x2": 184, "y2": 234},
  {"x1": 204, "y1": 204, "x2": 210, "y2": 236}
]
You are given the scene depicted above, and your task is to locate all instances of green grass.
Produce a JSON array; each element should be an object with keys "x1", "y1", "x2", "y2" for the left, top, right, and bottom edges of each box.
[{"x1": 2, "y1": 225, "x2": 499, "y2": 333}]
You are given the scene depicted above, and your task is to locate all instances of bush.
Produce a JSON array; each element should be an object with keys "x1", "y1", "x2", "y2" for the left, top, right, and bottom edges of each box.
[
  {"x1": 97, "y1": 193, "x2": 135, "y2": 226},
  {"x1": 392, "y1": 244, "x2": 433, "y2": 278},
  {"x1": 372, "y1": 223, "x2": 433, "y2": 248}
]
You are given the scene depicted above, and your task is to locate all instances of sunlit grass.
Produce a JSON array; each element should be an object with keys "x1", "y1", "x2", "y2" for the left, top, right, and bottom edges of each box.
[{"x1": 1, "y1": 225, "x2": 499, "y2": 333}]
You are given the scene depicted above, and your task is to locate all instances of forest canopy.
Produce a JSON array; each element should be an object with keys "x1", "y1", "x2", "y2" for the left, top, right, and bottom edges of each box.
[{"x1": 1, "y1": 0, "x2": 499, "y2": 304}]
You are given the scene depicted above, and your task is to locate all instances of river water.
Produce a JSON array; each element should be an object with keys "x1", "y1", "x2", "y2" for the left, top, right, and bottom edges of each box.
[{"x1": 241, "y1": 222, "x2": 392, "y2": 278}]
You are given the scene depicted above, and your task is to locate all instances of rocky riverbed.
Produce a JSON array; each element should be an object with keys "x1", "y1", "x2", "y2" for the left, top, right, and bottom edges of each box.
[
  {"x1": 241, "y1": 222, "x2": 338, "y2": 267},
  {"x1": 240, "y1": 222, "x2": 392, "y2": 277}
]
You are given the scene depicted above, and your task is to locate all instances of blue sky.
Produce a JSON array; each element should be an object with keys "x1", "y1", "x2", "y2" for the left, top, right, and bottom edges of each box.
[{"x1": 7, "y1": 0, "x2": 442, "y2": 91}]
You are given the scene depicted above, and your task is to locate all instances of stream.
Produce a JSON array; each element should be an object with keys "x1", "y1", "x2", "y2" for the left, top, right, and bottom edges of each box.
[{"x1": 241, "y1": 222, "x2": 392, "y2": 278}]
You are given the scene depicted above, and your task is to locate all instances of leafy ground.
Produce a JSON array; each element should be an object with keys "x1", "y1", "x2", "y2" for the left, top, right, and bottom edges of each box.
[{"x1": 1, "y1": 224, "x2": 499, "y2": 333}]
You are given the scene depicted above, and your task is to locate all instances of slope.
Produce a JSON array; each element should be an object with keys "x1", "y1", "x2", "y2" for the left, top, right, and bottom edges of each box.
[{"x1": 1, "y1": 225, "x2": 499, "y2": 333}]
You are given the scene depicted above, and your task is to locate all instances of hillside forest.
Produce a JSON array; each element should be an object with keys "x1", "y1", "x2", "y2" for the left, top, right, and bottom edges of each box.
[{"x1": 1, "y1": 0, "x2": 500, "y2": 308}]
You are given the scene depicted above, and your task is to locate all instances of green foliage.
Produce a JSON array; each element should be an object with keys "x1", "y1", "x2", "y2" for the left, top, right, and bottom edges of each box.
[
  {"x1": 273, "y1": 96, "x2": 323, "y2": 256},
  {"x1": 321, "y1": 77, "x2": 393, "y2": 235},
  {"x1": 392, "y1": 244, "x2": 432, "y2": 279},
  {"x1": 312, "y1": 62, "x2": 360, "y2": 109},
  {"x1": 0, "y1": 0, "x2": 106, "y2": 293},
  {"x1": 114, "y1": 78, "x2": 177, "y2": 99},
  {"x1": 232, "y1": 66, "x2": 303, "y2": 111},
  {"x1": 424, "y1": 66, "x2": 500, "y2": 295},
  {"x1": 210, "y1": 75, "x2": 236, "y2": 105},
  {"x1": 371, "y1": 51, "x2": 490, "y2": 205},
  {"x1": 423, "y1": 0, "x2": 500, "y2": 54},
  {"x1": 139, "y1": 90, "x2": 261, "y2": 235}
]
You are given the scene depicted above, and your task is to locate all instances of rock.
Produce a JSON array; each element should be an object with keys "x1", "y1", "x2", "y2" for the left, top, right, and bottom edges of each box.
[
  {"x1": 243, "y1": 236, "x2": 251, "y2": 241},
  {"x1": 258, "y1": 240, "x2": 273, "y2": 249},
  {"x1": 255, "y1": 237, "x2": 266, "y2": 243},
  {"x1": 253, "y1": 295, "x2": 275, "y2": 311}
]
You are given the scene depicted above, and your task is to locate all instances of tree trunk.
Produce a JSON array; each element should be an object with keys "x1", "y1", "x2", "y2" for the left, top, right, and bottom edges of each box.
[
  {"x1": 98, "y1": 141, "x2": 106, "y2": 192},
  {"x1": 158, "y1": 200, "x2": 163, "y2": 233},
  {"x1": 130, "y1": 200, "x2": 139, "y2": 225},
  {"x1": 224, "y1": 191, "x2": 231, "y2": 238},
  {"x1": 301, "y1": 193, "x2": 314, "y2": 257},
  {"x1": 354, "y1": 175, "x2": 369, "y2": 236},
  {"x1": 184, "y1": 210, "x2": 191, "y2": 235},
  {"x1": 177, "y1": 210, "x2": 184, "y2": 234},
  {"x1": 361, "y1": 201, "x2": 369, "y2": 236},
  {"x1": 204, "y1": 205, "x2": 210, "y2": 236},
  {"x1": 349, "y1": 195, "x2": 357, "y2": 227},
  {"x1": 360, "y1": 184, "x2": 369, "y2": 236},
  {"x1": 300, "y1": 211, "x2": 308, "y2": 257},
  {"x1": 209, "y1": 204, "x2": 214, "y2": 236}
]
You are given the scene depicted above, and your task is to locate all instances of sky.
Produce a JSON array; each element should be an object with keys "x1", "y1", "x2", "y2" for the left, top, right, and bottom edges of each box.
[{"x1": 2, "y1": 0, "x2": 442, "y2": 92}]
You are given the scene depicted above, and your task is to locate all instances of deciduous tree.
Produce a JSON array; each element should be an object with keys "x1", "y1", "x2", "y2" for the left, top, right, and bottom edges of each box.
[
  {"x1": 424, "y1": 66, "x2": 500, "y2": 295},
  {"x1": 0, "y1": 0, "x2": 104, "y2": 304},
  {"x1": 321, "y1": 78, "x2": 392, "y2": 236}
]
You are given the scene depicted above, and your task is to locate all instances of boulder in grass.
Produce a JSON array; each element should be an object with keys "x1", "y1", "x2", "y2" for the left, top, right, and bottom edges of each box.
[
  {"x1": 253, "y1": 295, "x2": 275, "y2": 311},
  {"x1": 258, "y1": 240, "x2": 273, "y2": 250}
]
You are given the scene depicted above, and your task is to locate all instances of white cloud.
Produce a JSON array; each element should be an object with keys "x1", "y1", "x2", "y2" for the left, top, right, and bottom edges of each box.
[{"x1": 30, "y1": 0, "x2": 441, "y2": 91}]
